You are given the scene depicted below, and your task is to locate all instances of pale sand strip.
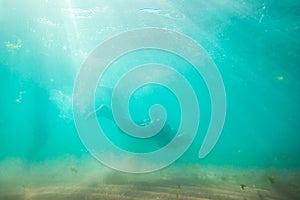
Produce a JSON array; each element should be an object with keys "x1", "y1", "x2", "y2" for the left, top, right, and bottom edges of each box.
[{"x1": 0, "y1": 157, "x2": 299, "y2": 199}]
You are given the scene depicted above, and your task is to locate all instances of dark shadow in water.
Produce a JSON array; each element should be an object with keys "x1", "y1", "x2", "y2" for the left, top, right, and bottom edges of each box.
[{"x1": 27, "y1": 86, "x2": 59, "y2": 161}]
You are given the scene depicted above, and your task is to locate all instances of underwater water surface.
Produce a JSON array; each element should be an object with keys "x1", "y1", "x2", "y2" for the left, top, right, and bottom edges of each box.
[{"x1": 0, "y1": 0, "x2": 300, "y2": 199}]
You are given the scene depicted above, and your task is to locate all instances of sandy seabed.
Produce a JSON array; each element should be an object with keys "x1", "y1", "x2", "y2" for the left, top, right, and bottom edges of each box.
[{"x1": 0, "y1": 156, "x2": 299, "y2": 200}]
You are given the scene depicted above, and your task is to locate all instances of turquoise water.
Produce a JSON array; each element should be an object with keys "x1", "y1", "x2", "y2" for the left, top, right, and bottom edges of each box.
[{"x1": 0, "y1": 0, "x2": 300, "y2": 199}]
